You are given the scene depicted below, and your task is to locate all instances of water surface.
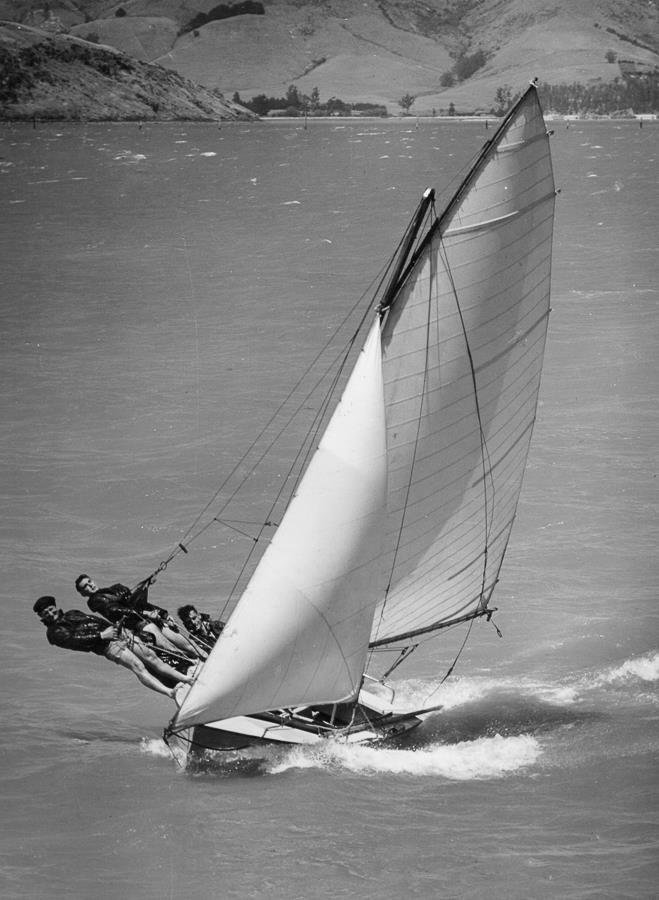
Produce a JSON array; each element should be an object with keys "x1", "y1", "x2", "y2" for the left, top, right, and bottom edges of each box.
[{"x1": 1, "y1": 117, "x2": 658, "y2": 899}]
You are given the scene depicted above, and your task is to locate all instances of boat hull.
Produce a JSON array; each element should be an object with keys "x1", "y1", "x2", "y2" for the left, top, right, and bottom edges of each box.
[
  {"x1": 173, "y1": 688, "x2": 425, "y2": 757},
  {"x1": 186, "y1": 710, "x2": 422, "y2": 753}
]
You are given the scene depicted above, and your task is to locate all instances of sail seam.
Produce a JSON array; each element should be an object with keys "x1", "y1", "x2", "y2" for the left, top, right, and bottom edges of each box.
[
  {"x1": 379, "y1": 521, "x2": 513, "y2": 623},
  {"x1": 471, "y1": 421, "x2": 535, "y2": 488},
  {"x1": 392, "y1": 348, "x2": 538, "y2": 520},
  {"x1": 385, "y1": 381, "x2": 535, "y2": 529},
  {"x1": 473, "y1": 308, "x2": 551, "y2": 376},
  {"x1": 446, "y1": 517, "x2": 516, "y2": 581},
  {"x1": 384, "y1": 331, "x2": 542, "y2": 431}
]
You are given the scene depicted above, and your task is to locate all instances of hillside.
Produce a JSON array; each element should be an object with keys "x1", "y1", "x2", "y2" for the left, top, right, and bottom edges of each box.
[
  {"x1": 150, "y1": 0, "x2": 659, "y2": 111},
  {"x1": 0, "y1": 21, "x2": 254, "y2": 119},
  {"x1": 1, "y1": 0, "x2": 658, "y2": 117}
]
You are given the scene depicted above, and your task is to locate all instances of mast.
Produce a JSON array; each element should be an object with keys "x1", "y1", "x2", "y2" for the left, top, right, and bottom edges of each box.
[{"x1": 378, "y1": 188, "x2": 435, "y2": 312}]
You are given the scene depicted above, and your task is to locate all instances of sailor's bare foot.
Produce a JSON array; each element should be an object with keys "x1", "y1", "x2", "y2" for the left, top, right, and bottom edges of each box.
[{"x1": 172, "y1": 681, "x2": 191, "y2": 707}]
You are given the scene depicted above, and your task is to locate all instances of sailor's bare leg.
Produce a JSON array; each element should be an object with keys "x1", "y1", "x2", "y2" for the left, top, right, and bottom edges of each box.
[
  {"x1": 106, "y1": 644, "x2": 175, "y2": 698},
  {"x1": 161, "y1": 624, "x2": 206, "y2": 658},
  {"x1": 140, "y1": 619, "x2": 203, "y2": 659},
  {"x1": 141, "y1": 622, "x2": 187, "y2": 656},
  {"x1": 131, "y1": 638, "x2": 194, "y2": 684}
]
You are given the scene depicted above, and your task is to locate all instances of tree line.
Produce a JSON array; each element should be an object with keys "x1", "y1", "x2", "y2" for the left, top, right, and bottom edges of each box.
[
  {"x1": 471, "y1": 76, "x2": 659, "y2": 117},
  {"x1": 235, "y1": 72, "x2": 658, "y2": 121},
  {"x1": 536, "y1": 75, "x2": 659, "y2": 115},
  {"x1": 234, "y1": 85, "x2": 386, "y2": 117},
  {"x1": 402, "y1": 76, "x2": 659, "y2": 118}
]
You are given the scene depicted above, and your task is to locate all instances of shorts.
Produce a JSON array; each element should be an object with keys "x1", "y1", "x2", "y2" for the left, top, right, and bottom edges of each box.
[{"x1": 104, "y1": 637, "x2": 130, "y2": 664}]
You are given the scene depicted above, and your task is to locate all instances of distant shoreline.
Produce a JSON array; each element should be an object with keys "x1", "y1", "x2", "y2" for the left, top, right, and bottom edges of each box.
[
  {"x1": 258, "y1": 114, "x2": 658, "y2": 123},
  {"x1": 2, "y1": 114, "x2": 656, "y2": 125}
]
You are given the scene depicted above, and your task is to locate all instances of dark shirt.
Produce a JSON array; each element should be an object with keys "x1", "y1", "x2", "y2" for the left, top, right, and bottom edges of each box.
[
  {"x1": 46, "y1": 610, "x2": 111, "y2": 656},
  {"x1": 87, "y1": 583, "x2": 169, "y2": 631},
  {"x1": 86, "y1": 584, "x2": 188, "y2": 671},
  {"x1": 87, "y1": 583, "x2": 135, "y2": 625}
]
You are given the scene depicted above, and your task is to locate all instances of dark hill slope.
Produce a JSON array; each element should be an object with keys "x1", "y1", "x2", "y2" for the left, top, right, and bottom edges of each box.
[{"x1": 0, "y1": 21, "x2": 254, "y2": 119}]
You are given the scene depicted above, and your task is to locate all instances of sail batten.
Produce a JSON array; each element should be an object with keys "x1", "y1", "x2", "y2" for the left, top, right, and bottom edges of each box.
[
  {"x1": 495, "y1": 129, "x2": 550, "y2": 154},
  {"x1": 443, "y1": 187, "x2": 554, "y2": 238}
]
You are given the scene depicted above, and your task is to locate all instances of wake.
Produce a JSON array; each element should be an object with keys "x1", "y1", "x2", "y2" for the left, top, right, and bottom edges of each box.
[
  {"x1": 269, "y1": 733, "x2": 540, "y2": 780},
  {"x1": 140, "y1": 650, "x2": 658, "y2": 778},
  {"x1": 593, "y1": 650, "x2": 659, "y2": 685}
]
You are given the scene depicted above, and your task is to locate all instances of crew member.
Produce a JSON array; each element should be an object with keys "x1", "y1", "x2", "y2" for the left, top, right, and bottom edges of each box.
[{"x1": 33, "y1": 596, "x2": 192, "y2": 698}]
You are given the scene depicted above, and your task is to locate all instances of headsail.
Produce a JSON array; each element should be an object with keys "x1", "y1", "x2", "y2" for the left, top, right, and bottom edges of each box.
[
  {"x1": 174, "y1": 321, "x2": 388, "y2": 729},
  {"x1": 371, "y1": 84, "x2": 555, "y2": 646}
]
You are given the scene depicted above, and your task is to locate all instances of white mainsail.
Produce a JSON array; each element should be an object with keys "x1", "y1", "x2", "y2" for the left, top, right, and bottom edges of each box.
[
  {"x1": 371, "y1": 85, "x2": 555, "y2": 645},
  {"x1": 175, "y1": 321, "x2": 388, "y2": 729}
]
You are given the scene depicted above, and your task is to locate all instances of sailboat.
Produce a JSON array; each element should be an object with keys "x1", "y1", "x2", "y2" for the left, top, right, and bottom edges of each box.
[{"x1": 164, "y1": 82, "x2": 556, "y2": 757}]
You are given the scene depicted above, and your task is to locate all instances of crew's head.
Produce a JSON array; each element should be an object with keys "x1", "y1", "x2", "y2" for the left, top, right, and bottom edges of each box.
[
  {"x1": 177, "y1": 604, "x2": 198, "y2": 628},
  {"x1": 75, "y1": 574, "x2": 97, "y2": 597},
  {"x1": 33, "y1": 595, "x2": 60, "y2": 625}
]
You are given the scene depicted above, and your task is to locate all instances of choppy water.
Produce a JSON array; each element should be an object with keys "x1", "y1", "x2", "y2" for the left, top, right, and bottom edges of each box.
[{"x1": 1, "y1": 116, "x2": 658, "y2": 899}]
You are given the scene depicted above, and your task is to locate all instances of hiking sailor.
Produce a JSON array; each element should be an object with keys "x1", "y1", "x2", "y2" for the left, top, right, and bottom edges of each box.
[
  {"x1": 177, "y1": 604, "x2": 225, "y2": 652},
  {"x1": 75, "y1": 574, "x2": 205, "y2": 661},
  {"x1": 33, "y1": 596, "x2": 192, "y2": 699}
]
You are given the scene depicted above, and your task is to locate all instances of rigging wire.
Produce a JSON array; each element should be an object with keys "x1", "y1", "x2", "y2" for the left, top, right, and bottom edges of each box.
[
  {"x1": 141, "y1": 198, "x2": 429, "y2": 601},
  {"x1": 423, "y1": 617, "x2": 476, "y2": 705},
  {"x1": 216, "y1": 297, "x2": 378, "y2": 612},
  {"x1": 426, "y1": 601, "x2": 506, "y2": 705},
  {"x1": 142, "y1": 291, "x2": 373, "y2": 587},
  {"x1": 381, "y1": 643, "x2": 419, "y2": 680},
  {"x1": 438, "y1": 237, "x2": 497, "y2": 611}
]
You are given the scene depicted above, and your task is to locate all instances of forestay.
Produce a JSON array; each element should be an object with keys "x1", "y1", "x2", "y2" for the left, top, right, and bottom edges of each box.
[{"x1": 371, "y1": 86, "x2": 555, "y2": 646}]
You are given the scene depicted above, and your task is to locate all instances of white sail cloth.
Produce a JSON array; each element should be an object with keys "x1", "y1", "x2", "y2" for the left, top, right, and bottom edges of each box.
[
  {"x1": 372, "y1": 88, "x2": 555, "y2": 644},
  {"x1": 176, "y1": 321, "x2": 388, "y2": 729}
]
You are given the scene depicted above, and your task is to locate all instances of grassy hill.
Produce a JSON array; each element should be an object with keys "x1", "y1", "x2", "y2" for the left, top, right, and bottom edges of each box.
[
  {"x1": 1, "y1": 0, "x2": 658, "y2": 117},
  {"x1": 0, "y1": 21, "x2": 254, "y2": 119}
]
